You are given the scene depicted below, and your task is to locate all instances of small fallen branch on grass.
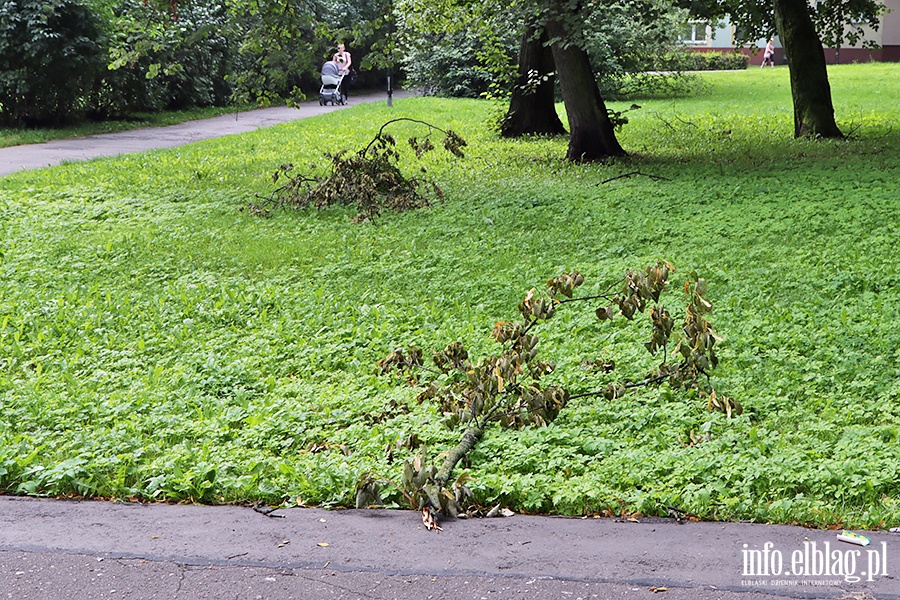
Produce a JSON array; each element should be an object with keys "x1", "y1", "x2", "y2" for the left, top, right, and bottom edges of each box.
[{"x1": 600, "y1": 171, "x2": 672, "y2": 184}]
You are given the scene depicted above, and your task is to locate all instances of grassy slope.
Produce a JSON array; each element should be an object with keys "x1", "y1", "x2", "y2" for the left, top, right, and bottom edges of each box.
[{"x1": 0, "y1": 64, "x2": 898, "y2": 527}]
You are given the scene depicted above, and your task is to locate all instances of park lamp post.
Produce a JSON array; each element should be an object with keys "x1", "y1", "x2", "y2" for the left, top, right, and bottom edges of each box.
[{"x1": 386, "y1": 2, "x2": 394, "y2": 106}]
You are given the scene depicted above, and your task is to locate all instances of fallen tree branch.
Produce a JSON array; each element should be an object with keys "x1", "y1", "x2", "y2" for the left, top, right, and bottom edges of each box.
[
  {"x1": 434, "y1": 426, "x2": 484, "y2": 489},
  {"x1": 252, "y1": 502, "x2": 285, "y2": 518},
  {"x1": 600, "y1": 171, "x2": 672, "y2": 185}
]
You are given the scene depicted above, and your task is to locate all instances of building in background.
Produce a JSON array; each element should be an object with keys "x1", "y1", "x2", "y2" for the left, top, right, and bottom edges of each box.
[{"x1": 681, "y1": 0, "x2": 900, "y2": 64}]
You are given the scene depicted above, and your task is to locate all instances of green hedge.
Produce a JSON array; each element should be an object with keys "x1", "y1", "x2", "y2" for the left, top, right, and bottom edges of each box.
[{"x1": 660, "y1": 50, "x2": 750, "y2": 72}]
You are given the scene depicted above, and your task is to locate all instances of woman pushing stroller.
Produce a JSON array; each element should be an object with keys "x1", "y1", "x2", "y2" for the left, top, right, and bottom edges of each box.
[
  {"x1": 333, "y1": 43, "x2": 352, "y2": 100},
  {"x1": 318, "y1": 43, "x2": 352, "y2": 106},
  {"x1": 319, "y1": 60, "x2": 345, "y2": 105}
]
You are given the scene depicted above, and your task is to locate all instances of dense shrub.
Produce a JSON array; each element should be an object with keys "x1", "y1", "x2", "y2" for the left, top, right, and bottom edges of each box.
[
  {"x1": 227, "y1": 0, "x2": 320, "y2": 107},
  {"x1": 402, "y1": 30, "x2": 513, "y2": 98},
  {"x1": 581, "y1": 0, "x2": 713, "y2": 99},
  {"x1": 95, "y1": 0, "x2": 234, "y2": 116},
  {"x1": 0, "y1": 0, "x2": 107, "y2": 126},
  {"x1": 658, "y1": 50, "x2": 750, "y2": 71},
  {"x1": 0, "y1": 0, "x2": 356, "y2": 124},
  {"x1": 612, "y1": 71, "x2": 704, "y2": 99}
]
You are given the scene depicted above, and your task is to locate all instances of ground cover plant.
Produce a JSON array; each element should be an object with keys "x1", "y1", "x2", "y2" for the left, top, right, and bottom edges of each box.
[{"x1": 0, "y1": 63, "x2": 898, "y2": 528}]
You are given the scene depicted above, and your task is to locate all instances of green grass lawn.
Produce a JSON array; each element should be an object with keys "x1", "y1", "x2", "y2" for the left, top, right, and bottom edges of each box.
[{"x1": 1, "y1": 63, "x2": 898, "y2": 528}]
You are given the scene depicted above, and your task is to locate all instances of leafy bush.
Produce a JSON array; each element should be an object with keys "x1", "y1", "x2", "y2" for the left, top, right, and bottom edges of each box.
[
  {"x1": 96, "y1": 0, "x2": 234, "y2": 116},
  {"x1": 226, "y1": 0, "x2": 321, "y2": 107},
  {"x1": 657, "y1": 50, "x2": 750, "y2": 72},
  {"x1": 606, "y1": 51, "x2": 747, "y2": 99},
  {"x1": 402, "y1": 30, "x2": 511, "y2": 98},
  {"x1": 0, "y1": 0, "x2": 346, "y2": 124},
  {"x1": 610, "y1": 71, "x2": 704, "y2": 99},
  {"x1": 582, "y1": 0, "x2": 702, "y2": 98},
  {"x1": 0, "y1": 0, "x2": 106, "y2": 126},
  {"x1": 396, "y1": 1, "x2": 710, "y2": 101}
]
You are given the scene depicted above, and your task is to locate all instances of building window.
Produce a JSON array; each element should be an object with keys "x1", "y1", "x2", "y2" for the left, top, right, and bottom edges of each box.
[{"x1": 679, "y1": 21, "x2": 709, "y2": 45}]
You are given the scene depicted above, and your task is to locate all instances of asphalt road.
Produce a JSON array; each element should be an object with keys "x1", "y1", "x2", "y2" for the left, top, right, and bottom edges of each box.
[
  {"x1": 1, "y1": 496, "x2": 897, "y2": 600},
  {"x1": 0, "y1": 91, "x2": 402, "y2": 177}
]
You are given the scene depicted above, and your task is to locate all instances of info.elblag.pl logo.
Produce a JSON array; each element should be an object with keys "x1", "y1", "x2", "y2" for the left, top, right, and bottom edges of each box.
[{"x1": 741, "y1": 540, "x2": 889, "y2": 584}]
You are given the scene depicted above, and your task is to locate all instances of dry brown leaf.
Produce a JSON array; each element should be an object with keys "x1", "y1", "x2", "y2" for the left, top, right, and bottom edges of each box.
[{"x1": 422, "y1": 507, "x2": 443, "y2": 531}]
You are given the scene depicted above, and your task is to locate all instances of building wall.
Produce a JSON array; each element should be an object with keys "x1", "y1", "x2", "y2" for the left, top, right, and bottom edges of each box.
[{"x1": 883, "y1": 0, "x2": 900, "y2": 47}]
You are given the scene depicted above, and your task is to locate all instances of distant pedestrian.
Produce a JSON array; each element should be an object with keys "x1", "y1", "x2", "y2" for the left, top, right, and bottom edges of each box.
[
  {"x1": 761, "y1": 39, "x2": 775, "y2": 68},
  {"x1": 333, "y1": 43, "x2": 352, "y2": 100}
]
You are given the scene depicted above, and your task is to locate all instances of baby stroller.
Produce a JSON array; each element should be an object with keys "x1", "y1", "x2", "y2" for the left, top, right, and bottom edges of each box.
[{"x1": 319, "y1": 61, "x2": 346, "y2": 106}]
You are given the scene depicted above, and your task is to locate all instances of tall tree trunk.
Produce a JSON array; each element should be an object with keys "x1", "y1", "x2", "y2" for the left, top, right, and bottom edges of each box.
[
  {"x1": 500, "y1": 24, "x2": 566, "y2": 138},
  {"x1": 545, "y1": 6, "x2": 625, "y2": 161},
  {"x1": 774, "y1": 0, "x2": 843, "y2": 138}
]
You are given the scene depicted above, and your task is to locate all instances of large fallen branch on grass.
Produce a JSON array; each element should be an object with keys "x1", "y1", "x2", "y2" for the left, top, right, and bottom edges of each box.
[
  {"x1": 366, "y1": 261, "x2": 737, "y2": 529},
  {"x1": 245, "y1": 118, "x2": 466, "y2": 222}
]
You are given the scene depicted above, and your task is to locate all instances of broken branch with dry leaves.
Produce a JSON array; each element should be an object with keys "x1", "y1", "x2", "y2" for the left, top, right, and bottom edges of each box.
[
  {"x1": 245, "y1": 119, "x2": 466, "y2": 222},
  {"x1": 367, "y1": 262, "x2": 736, "y2": 529}
]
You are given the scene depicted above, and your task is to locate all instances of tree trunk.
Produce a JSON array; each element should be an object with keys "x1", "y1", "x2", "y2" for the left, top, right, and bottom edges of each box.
[
  {"x1": 773, "y1": 0, "x2": 843, "y2": 138},
  {"x1": 545, "y1": 6, "x2": 626, "y2": 161},
  {"x1": 500, "y1": 24, "x2": 566, "y2": 138}
]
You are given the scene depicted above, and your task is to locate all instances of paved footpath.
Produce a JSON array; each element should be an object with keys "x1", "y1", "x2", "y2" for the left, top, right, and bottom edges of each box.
[
  {"x1": 0, "y1": 91, "x2": 403, "y2": 177},
  {"x1": 1, "y1": 92, "x2": 899, "y2": 599},
  {"x1": 0, "y1": 496, "x2": 897, "y2": 600}
]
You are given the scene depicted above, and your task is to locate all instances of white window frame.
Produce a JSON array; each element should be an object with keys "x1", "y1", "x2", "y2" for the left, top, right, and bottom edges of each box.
[{"x1": 680, "y1": 20, "x2": 710, "y2": 45}]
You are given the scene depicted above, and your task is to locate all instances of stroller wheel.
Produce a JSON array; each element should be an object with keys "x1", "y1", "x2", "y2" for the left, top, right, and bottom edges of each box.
[{"x1": 319, "y1": 98, "x2": 325, "y2": 106}]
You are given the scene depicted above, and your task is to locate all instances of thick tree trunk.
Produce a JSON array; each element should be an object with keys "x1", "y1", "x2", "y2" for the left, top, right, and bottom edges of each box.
[
  {"x1": 545, "y1": 7, "x2": 625, "y2": 161},
  {"x1": 500, "y1": 24, "x2": 566, "y2": 138},
  {"x1": 773, "y1": 0, "x2": 843, "y2": 138}
]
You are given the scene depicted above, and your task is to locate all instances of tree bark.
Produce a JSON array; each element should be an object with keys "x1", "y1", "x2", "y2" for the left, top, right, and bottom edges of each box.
[
  {"x1": 500, "y1": 24, "x2": 566, "y2": 138},
  {"x1": 545, "y1": 5, "x2": 626, "y2": 161},
  {"x1": 434, "y1": 426, "x2": 484, "y2": 489},
  {"x1": 773, "y1": 0, "x2": 843, "y2": 138}
]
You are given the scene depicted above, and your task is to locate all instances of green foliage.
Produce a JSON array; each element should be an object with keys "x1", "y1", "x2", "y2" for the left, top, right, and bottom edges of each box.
[
  {"x1": 248, "y1": 118, "x2": 466, "y2": 222},
  {"x1": 580, "y1": 0, "x2": 702, "y2": 98},
  {"x1": 0, "y1": 0, "x2": 107, "y2": 125},
  {"x1": 394, "y1": 0, "x2": 709, "y2": 101},
  {"x1": 402, "y1": 29, "x2": 515, "y2": 98},
  {"x1": 0, "y1": 64, "x2": 898, "y2": 527},
  {"x1": 657, "y1": 50, "x2": 750, "y2": 72},
  {"x1": 0, "y1": 0, "x2": 381, "y2": 126},
  {"x1": 99, "y1": 0, "x2": 234, "y2": 114},
  {"x1": 396, "y1": 0, "x2": 518, "y2": 98},
  {"x1": 811, "y1": 0, "x2": 885, "y2": 51},
  {"x1": 225, "y1": 0, "x2": 319, "y2": 107}
]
